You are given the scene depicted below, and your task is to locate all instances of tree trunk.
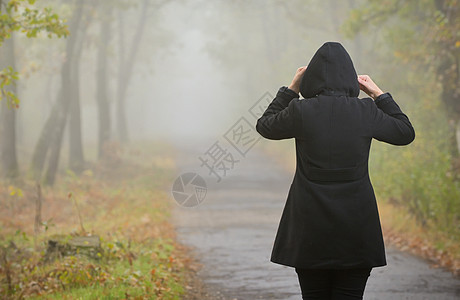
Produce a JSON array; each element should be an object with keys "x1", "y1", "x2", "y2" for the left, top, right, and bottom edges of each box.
[
  {"x1": 0, "y1": 34, "x2": 18, "y2": 179},
  {"x1": 30, "y1": 97, "x2": 60, "y2": 179},
  {"x1": 96, "y1": 9, "x2": 112, "y2": 159},
  {"x1": 41, "y1": 1, "x2": 84, "y2": 185},
  {"x1": 116, "y1": 0, "x2": 149, "y2": 143},
  {"x1": 456, "y1": 119, "x2": 460, "y2": 157},
  {"x1": 434, "y1": 0, "x2": 460, "y2": 162},
  {"x1": 68, "y1": 15, "x2": 87, "y2": 173},
  {"x1": 441, "y1": 63, "x2": 460, "y2": 161}
]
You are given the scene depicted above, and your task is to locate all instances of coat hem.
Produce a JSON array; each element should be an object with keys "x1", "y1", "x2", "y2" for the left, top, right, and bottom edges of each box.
[{"x1": 270, "y1": 257, "x2": 387, "y2": 269}]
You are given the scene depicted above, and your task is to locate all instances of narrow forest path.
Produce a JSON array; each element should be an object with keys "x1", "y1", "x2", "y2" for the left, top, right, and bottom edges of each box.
[{"x1": 171, "y1": 139, "x2": 460, "y2": 300}]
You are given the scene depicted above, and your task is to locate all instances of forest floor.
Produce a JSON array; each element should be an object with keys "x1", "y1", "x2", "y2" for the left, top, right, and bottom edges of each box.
[
  {"x1": 0, "y1": 141, "x2": 209, "y2": 299},
  {"x1": 171, "y1": 138, "x2": 460, "y2": 300}
]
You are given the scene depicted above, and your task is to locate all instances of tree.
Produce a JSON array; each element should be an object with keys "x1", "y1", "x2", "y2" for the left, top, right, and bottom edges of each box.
[
  {"x1": 42, "y1": 0, "x2": 85, "y2": 185},
  {"x1": 96, "y1": 5, "x2": 112, "y2": 159},
  {"x1": 0, "y1": 34, "x2": 18, "y2": 178},
  {"x1": 68, "y1": 2, "x2": 92, "y2": 173},
  {"x1": 116, "y1": 0, "x2": 149, "y2": 143},
  {"x1": 0, "y1": 0, "x2": 68, "y2": 179},
  {"x1": 0, "y1": 0, "x2": 68, "y2": 105},
  {"x1": 343, "y1": 0, "x2": 460, "y2": 160},
  {"x1": 31, "y1": 0, "x2": 84, "y2": 185}
]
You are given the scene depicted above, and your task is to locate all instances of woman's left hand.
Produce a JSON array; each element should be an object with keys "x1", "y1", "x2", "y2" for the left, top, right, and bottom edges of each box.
[{"x1": 288, "y1": 66, "x2": 307, "y2": 94}]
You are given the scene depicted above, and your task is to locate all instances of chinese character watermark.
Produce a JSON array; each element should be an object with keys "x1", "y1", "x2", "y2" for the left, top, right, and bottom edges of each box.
[
  {"x1": 198, "y1": 141, "x2": 240, "y2": 183},
  {"x1": 171, "y1": 91, "x2": 274, "y2": 207},
  {"x1": 224, "y1": 117, "x2": 260, "y2": 157}
]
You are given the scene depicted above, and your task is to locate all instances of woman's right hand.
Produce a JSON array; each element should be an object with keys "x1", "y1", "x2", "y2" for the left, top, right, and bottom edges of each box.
[
  {"x1": 357, "y1": 75, "x2": 384, "y2": 100},
  {"x1": 288, "y1": 66, "x2": 307, "y2": 94}
]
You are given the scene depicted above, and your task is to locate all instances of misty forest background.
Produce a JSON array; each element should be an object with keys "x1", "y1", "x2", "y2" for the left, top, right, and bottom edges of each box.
[{"x1": 0, "y1": 0, "x2": 459, "y2": 298}]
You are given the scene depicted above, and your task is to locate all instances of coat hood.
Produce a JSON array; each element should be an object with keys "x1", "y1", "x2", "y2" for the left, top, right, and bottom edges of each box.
[{"x1": 299, "y1": 42, "x2": 360, "y2": 99}]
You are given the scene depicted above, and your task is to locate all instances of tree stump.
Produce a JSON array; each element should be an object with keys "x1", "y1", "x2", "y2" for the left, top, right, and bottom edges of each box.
[{"x1": 44, "y1": 235, "x2": 103, "y2": 262}]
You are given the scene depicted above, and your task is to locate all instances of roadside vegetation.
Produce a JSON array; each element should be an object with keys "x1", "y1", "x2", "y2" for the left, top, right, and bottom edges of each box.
[
  {"x1": 0, "y1": 141, "x2": 201, "y2": 299},
  {"x1": 259, "y1": 137, "x2": 460, "y2": 276}
]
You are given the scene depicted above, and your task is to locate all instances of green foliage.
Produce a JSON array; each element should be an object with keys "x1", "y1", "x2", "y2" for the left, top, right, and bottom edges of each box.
[
  {"x1": 0, "y1": 0, "x2": 68, "y2": 106},
  {"x1": 0, "y1": 225, "x2": 186, "y2": 298},
  {"x1": 0, "y1": 0, "x2": 69, "y2": 44},
  {"x1": 0, "y1": 142, "x2": 188, "y2": 298},
  {"x1": 343, "y1": 0, "x2": 460, "y2": 114},
  {"x1": 0, "y1": 66, "x2": 19, "y2": 107},
  {"x1": 344, "y1": 0, "x2": 460, "y2": 242},
  {"x1": 368, "y1": 82, "x2": 460, "y2": 241}
]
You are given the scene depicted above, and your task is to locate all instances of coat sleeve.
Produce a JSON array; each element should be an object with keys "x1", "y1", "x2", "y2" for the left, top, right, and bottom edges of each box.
[
  {"x1": 256, "y1": 86, "x2": 302, "y2": 140},
  {"x1": 371, "y1": 92, "x2": 415, "y2": 145}
]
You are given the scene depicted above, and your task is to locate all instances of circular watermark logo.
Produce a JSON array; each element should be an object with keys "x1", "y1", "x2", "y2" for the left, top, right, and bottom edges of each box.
[{"x1": 171, "y1": 172, "x2": 207, "y2": 207}]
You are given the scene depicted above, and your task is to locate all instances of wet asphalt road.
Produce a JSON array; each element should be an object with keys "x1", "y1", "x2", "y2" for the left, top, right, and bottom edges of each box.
[{"x1": 170, "y1": 140, "x2": 460, "y2": 300}]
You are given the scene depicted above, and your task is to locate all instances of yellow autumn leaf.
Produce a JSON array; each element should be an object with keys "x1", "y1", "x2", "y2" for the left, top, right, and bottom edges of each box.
[
  {"x1": 8, "y1": 185, "x2": 15, "y2": 196},
  {"x1": 455, "y1": 41, "x2": 460, "y2": 48}
]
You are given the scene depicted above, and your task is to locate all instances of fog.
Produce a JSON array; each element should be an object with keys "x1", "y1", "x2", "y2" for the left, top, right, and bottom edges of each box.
[
  {"x1": 1, "y1": 0, "x2": 459, "y2": 297},
  {"x1": 16, "y1": 0, "x2": 374, "y2": 151}
]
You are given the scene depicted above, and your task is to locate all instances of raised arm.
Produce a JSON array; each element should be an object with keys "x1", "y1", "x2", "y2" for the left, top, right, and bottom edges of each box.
[
  {"x1": 358, "y1": 75, "x2": 415, "y2": 145},
  {"x1": 371, "y1": 93, "x2": 415, "y2": 145},
  {"x1": 256, "y1": 86, "x2": 302, "y2": 140},
  {"x1": 256, "y1": 66, "x2": 306, "y2": 140}
]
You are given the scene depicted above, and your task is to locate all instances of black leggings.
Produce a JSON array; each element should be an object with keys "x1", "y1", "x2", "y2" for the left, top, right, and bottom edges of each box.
[{"x1": 295, "y1": 267, "x2": 372, "y2": 300}]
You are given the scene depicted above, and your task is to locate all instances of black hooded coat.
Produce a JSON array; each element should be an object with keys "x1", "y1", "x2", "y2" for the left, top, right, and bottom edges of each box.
[{"x1": 256, "y1": 42, "x2": 415, "y2": 269}]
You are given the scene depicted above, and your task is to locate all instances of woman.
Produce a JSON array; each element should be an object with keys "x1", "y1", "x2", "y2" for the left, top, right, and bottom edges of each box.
[{"x1": 256, "y1": 42, "x2": 415, "y2": 299}]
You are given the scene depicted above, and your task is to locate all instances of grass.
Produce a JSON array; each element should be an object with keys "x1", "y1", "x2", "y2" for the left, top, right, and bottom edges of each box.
[
  {"x1": 26, "y1": 237, "x2": 185, "y2": 299},
  {"x1": 378, "y1": 200, "x2": 460, "y2": 274},
  {"x1": 0, "y1": 140, "x2": 200, "y2": 299}
]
